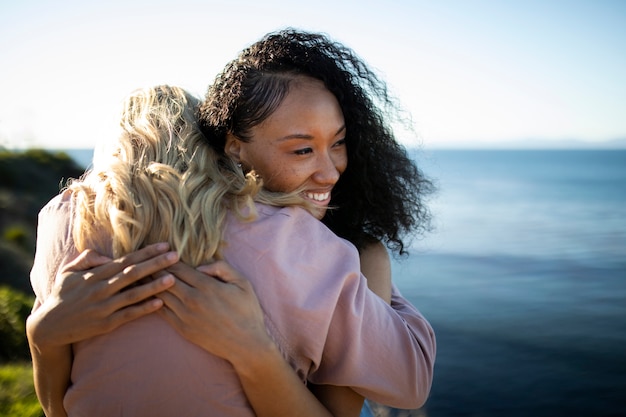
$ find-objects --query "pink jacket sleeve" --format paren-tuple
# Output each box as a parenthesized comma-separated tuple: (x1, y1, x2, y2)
(307, 246, 436, 409)
(30, 192, 79, 303)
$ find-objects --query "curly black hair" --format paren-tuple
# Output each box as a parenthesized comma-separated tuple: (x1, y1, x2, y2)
(198, 28, 434, 256)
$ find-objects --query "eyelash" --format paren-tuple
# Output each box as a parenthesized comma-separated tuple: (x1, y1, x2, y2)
(294, 148, 313, 155)
(293, 139, 346, 156)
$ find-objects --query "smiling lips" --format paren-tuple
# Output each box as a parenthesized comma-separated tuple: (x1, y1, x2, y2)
(304, 191, 331, 203)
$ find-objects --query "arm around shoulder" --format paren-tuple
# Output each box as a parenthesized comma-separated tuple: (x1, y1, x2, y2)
(309, 240, 436, 409)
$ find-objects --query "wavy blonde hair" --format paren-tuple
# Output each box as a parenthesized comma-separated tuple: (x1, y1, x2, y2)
(68, 85, 307, 266)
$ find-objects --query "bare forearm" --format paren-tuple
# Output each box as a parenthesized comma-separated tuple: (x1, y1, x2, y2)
(30, 344, 71, 417)
(233, 340, 333, 417)
(360, 241, 392, 304)
(308, 384, 365, 417)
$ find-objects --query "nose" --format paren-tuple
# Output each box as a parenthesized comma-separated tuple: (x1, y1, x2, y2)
(313, 151, 345, 185)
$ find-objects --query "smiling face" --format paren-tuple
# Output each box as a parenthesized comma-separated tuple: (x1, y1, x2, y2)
(225, 76, 347, 219)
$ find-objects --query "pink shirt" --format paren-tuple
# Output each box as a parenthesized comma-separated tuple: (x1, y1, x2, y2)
(31, 193, 435, 416)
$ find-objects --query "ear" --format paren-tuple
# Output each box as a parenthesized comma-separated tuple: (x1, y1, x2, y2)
(224, 133, 242, 163)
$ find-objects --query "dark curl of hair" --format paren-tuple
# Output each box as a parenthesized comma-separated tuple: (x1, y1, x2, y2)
(198, 28, 434, 256)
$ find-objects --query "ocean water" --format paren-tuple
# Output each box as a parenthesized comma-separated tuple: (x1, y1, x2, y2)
(63, 148, 626, 416)
(393, 150, 626, 417)
(62, 148, 95, 170)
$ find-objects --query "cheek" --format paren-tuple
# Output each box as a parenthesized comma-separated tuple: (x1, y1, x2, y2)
(242, 147, 281, 178)
(246, 154, 294, 191)
(263, 164, 303, 192)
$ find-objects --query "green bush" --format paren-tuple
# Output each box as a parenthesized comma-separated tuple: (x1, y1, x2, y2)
(0, 148, 84, 193)
(0, 148, 85, 291)
(3, 225, 29, 249)
(0, 286, 34, 361)
(0, 363, 43, 417)
(0, 243, 34, 294)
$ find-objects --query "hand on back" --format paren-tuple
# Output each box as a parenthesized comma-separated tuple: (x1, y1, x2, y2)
(27, 243, 178, 352)
(156, 261, 272, 365)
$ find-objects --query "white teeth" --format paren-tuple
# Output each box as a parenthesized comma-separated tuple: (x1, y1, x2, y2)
(305, 192, 330, 202)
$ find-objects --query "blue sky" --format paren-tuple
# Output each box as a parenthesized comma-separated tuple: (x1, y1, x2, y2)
(1, 0, 625, 149)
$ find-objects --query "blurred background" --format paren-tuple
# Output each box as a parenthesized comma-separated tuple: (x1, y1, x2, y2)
(1, 1, 625, 416)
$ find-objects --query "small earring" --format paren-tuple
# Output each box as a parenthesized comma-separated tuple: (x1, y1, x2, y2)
(237, 162, 242, 168)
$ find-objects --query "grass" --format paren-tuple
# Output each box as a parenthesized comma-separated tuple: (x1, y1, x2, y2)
(0, 362, 43, 417)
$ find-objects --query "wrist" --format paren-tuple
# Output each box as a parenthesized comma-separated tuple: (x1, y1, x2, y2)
(26, 313, 69, 357)
(29, 337, 71, 359)
(230, 336, 284, 381)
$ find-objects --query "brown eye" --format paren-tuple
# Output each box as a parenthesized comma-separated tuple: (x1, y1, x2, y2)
(294, 148, 313, 155)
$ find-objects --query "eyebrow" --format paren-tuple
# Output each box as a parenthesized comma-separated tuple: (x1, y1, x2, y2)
(277, 125, 346, 141)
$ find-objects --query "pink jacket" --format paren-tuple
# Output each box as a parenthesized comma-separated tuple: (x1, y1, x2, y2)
(31, 193, 435, 416)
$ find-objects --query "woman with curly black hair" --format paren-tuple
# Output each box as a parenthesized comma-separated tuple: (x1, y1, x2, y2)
(198, 28, 435, 417)
(199, 29, 434, 257)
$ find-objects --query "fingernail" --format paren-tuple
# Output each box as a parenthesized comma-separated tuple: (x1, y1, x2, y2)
(165, 251, 178, 261)
(161, 274, 175, 285)
(156, 242, 170, 251)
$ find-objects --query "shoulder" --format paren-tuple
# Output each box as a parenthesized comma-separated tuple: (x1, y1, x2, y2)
(37, 190, 75, 237)
(224, 202, 362, 309)
(36, 190, 76, 242)
(229, 203, 343, 241)
(30, 190, 77, 300)
(232, 203, 355, 254)
(223, 202, 363, 307)
(39, 189, 74, 218)
(222, 203, 363, 366)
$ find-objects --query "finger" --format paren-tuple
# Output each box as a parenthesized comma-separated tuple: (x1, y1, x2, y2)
(196, 261, 245, 285)
(63, 249, 112, 273)
(105, 251, 179, 293)
(115, 242, 171, 264)
(166, 262, 208, 289)
(106, 274, 175, 311)
(156, 305, 184, 330)
(154, 289, 186, 313)
(156, 274, 196, 307)
(196, 262, 252, 293)
(154, 288, 197, 328)
(153, 270, 169, 279)
(96, 242, 172, 278)
(106, 298, 165, 331)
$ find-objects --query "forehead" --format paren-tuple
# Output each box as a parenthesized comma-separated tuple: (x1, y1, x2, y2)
(258, 77, 344, 132)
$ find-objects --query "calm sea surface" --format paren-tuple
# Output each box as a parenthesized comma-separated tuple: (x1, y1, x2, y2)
(64, 148, 626, 416)
(395, 149, 626, 417)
